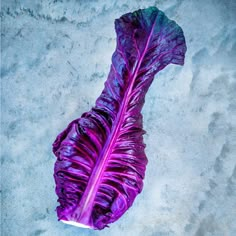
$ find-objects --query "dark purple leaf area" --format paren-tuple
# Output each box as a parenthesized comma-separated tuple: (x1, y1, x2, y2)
(53, 6, 186, 230)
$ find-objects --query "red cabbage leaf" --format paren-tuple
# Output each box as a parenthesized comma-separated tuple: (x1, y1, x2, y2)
(53, 6, 186, 230)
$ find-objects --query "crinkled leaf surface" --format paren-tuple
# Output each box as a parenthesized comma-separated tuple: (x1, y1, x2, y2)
(53, 6, 186, 230)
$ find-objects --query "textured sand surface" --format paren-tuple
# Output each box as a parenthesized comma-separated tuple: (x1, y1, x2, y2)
(1, 1, 236, 235)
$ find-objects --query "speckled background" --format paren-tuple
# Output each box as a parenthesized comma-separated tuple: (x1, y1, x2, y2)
(1, 0, 236, 235)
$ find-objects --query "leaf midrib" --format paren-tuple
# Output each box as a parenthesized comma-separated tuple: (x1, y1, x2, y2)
(74, 14, 158, 223)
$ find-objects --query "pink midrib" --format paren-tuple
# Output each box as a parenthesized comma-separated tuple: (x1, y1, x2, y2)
(73, 16, 157, 224)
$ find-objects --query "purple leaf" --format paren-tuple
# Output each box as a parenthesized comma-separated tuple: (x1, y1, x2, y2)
(53, 6, 186, 230)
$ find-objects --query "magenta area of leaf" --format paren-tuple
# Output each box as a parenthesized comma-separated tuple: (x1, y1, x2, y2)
(52, 6, 187, 230)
